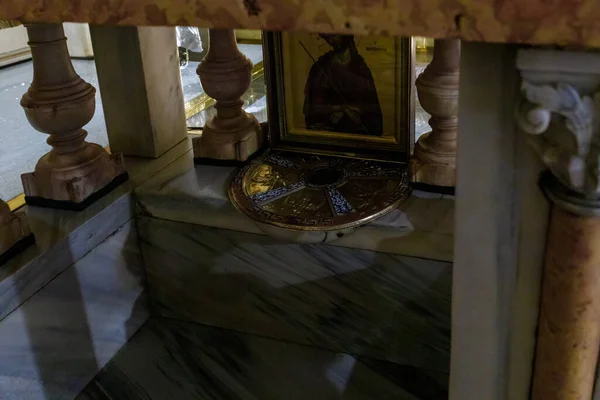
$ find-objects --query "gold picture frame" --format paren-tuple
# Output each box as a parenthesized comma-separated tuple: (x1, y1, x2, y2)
(264, 32, 414, 162)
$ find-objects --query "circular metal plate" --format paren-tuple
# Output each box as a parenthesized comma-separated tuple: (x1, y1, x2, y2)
(229, 151, 411, 232)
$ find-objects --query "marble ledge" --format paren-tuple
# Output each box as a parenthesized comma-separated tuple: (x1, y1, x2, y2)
(135, 149, 455, 262)
(0, 221, 148, 400)
(0, 191, 133, 323)
(78, 317, 447, 400)
(3, 0, 600, 49)
(0, 137, 191, 323)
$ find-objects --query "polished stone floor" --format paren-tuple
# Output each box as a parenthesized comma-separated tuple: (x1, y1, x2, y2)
(77, 317, 447, 400)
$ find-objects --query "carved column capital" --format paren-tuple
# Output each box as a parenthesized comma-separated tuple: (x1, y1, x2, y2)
(516, 49, 600, 215)
(516, 48, 600, 400)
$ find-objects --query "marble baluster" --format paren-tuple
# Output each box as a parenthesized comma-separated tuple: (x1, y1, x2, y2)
(192, 29, 263, 162)
(411, 39, 460, 190)
(0, 199, 31, 260)
(515, 48, 600, 400)
(0, 221, 147, 400)
(20, 23, 126, 208)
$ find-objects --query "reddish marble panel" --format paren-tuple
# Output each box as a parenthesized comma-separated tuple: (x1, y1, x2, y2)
(1, 0, 600, 47)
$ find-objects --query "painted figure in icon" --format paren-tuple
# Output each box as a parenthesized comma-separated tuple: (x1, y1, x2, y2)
(303, 34, 384, 136)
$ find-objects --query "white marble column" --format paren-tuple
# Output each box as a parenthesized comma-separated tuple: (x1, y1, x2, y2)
(451, 42, 549, 400)
(90, 26, 188, 158)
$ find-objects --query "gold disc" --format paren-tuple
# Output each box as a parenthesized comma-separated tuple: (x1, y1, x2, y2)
(229, 151, 411, 232)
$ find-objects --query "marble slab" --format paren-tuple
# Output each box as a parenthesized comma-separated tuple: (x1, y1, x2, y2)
(0, 191, 133, 321)
(139, 216, 451, 376)
(0, 137, 191, 323)
(124, 136, 192, 188)
(0, 220, 148, 400)
(135, 149, 454, 262)
(77, 317, 447, 400)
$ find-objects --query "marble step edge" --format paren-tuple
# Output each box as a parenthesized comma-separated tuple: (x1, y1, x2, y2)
(0, 220, 149, 400)
(77, 316, 449, 400)
(0, 138, 192, 324)
(0, 192, 134, 323)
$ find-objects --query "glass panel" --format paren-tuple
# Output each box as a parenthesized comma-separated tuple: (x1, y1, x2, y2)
(186, 77, 267, 127)
(179, 28, 267, 128)
(180, 31, 432, 144)
(414, 37, 433, 141)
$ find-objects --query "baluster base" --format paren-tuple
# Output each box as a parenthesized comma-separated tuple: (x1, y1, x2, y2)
(0, 204, 34, 265)
(410, 131, 457, 190)
(21, 147, 128, 211)
(192, 113, 263, 164)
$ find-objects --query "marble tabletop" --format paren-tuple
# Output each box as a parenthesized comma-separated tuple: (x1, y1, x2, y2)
(135, 147, 454, 262)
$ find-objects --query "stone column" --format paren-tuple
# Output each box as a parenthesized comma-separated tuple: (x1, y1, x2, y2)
(411, 39, 460, 190)
(0, 199, 31, 262)
(90, 26, 188, 158)
(20, 24, 126, 209)
(192, 29, 263, 163)
(515, 48, 600, 400)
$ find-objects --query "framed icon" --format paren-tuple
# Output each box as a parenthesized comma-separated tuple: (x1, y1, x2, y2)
(264, 32, 414, 162)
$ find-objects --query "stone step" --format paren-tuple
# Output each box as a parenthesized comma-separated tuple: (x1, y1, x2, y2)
(77, 317, 447, 400)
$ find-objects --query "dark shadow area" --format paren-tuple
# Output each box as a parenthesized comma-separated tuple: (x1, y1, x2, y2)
(95, 215, 452, 399)
(0, 217, 147, 399)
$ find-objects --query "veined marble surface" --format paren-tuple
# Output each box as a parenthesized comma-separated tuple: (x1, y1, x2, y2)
(139, 216, 451, 376)
(0, 191, 133, 321)
(0, 221, 148, 400)
(135, 149, 454, 261)
(0, 137, 191, 323)
(77, 318, 447, 400)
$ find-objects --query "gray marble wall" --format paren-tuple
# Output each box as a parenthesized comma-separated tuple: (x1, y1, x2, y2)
(139, 216, 452, 382)
(0, 221, 148, 400)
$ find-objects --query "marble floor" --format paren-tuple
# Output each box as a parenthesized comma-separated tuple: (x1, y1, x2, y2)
(77, 317, 448, 400)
